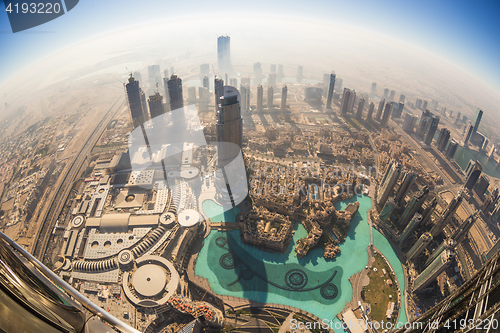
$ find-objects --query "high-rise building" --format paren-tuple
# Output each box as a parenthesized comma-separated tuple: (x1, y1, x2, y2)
(217, 35, 231, 75)
(399, 94, 405, 103)
(406, 232, 432, 262)
(389, 90, 395, 101)
(203, 76, 209, 89)
(430, 192, 463, 237)
(140, 89, 149, 122)
(377, 161, 402, 207)
(375, 99, 385, 121)
(399, 213, 422, 244)
(217, 86, 242, 166)
(371, 82, 377, 93)
(163, 69, 169, 79)
(379, 199, 397, 222)
(133, 71, 142, 85)
(472, 108, 483, 137)
(402, 114, 418, 133)
(125, 74, 145, 128)
(424, 238, 456, 269)
(187, 86, 197, 105)
(417, 110, 432, 137)
(462, 122, 474, 146)
(277, 64, 284, 82)
(162, 77, 171, 110)
(167, 75, 183, 111)
(214, 78, 224, 109)
(147, 92, 165, 119)
(356, 98, 365, 119)
(198, 87, 209, 113)
(422, 100, 428, 111)
(475, 175, 490, 197)
(347, 90, 356, 114)
(240, 84, 250, 113)
(416, 99, 423, 110)
(326, 74, 336, 109)
(241, 77, 251, 87)
(281, 85, 288, 111)
(267, 86, 274, 109)
(148, 65, 161, 87)
(383, 88, 389, 99)
(420, 197, 438, 226)
(398, 186, 429, 228)
(229, 77, 238, 87)
(482, 188, 499, 214)
(366, 102, 375, 122)
(268, 73, 277, 88)
(254, 62, 263, 85)
(340, 88, 353, 115)
(446, 139, 459, 159)
(256, 85, 263, 112)
(391, 102, 404, 119)
(394, 172, 416, 206)
(414, 249, 455, 292)
(464, 160, 482, 190)
(451, 211, 479, 244)
(335, 78, 343, 91)
(423, 116, 440, 145)
(297, 65, 303, 83)
(436, 128, 451, 151)
(381, 102, 393, 127)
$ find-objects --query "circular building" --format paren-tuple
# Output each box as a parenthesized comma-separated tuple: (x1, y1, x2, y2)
(177, 209, 201, 228)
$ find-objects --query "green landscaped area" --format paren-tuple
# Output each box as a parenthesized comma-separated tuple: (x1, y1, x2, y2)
(363, 253, 399, 324)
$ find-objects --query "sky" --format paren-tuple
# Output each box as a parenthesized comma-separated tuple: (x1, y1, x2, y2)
(0, 0, 500, 93)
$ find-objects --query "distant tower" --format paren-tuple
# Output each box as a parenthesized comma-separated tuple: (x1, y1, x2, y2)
(422, 100, 428, 111)
(240, 84, 250, 113)
(371, 82, 377, 94)
(217, 86, 242, 166)
(257, 85, 263, 112)
(125, 74, 145, 128)
(472, 108, 483, 137)
(217, 35, 231, 75)
(148, 65, 161, 87)
(381, 102, 393, 127)
(167, 75, 183, 111)
(187, 86, 197, 105)
(162, 77, 171, 110)
(389, 90, 395, 101)
(399, 213, 422, 244)
(340, 88, 352, 116)
(297, 65, 303, 83)
(399, 94, 405, 103)
(383, 88, 389, 99)
(203, 76, 209, 89)
(347, 90, 356, 114)
(423, 116, 440, 145)
(377, 161, 402, 207)
(326, 74, 336, 109)
(430, 192, 463, 238)
(163, 69, 169, 79)
(394, 171, 416, 206)
(277, 64, 284, 82)
(214, 78, 224, 110)
(406, 232, 432, 262)
(198, 87, 209, 113)
(281, 85, 288, 111)
(254, 62, 263, 85)
(413, 249, 455, 292)
(270, 64, 276, 73)
(267, 86, 274, 109)
(462, 122, 474, 146)
(366, 102, 375, 122)
(268, 73, 277, 88)
(398, 186, 429, 228)
(436, 127, 451, 151)
(147, 92, 165, 119)
(375, 99, 385, 121)
(402, 114, 417, 133)
(356, 98, 365, 119)
(464, 160, 482, 190)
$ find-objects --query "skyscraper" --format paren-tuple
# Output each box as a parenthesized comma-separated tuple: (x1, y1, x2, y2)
(371, 82, 377, 94)
(340, 88, 353, 116)
(257, 85, 263, 112)
(253, 62, 263, 85)
(462, 122, 474, 146)
(451, 211, 479, 244)
(379, 199, 397, 222)
(326, 74, 336, 109)
(377, 161, 402, 207)
(229, 77, 237, 87)
(430, 192, 463, 237)
(414, 249, 455, 292)
(394, 171, 416, 206)
(366, 102, 375, 122)
(281, 85, 288, 111)
(356, 98, 365, 119)
(267, 86, 274, 109)
(162, 77, 171, 110)
(464, 160, 482, 190)
(420, 197, 438, 226)
(422, 100, 428, 111)
(389, 90, 395, 101)
(475, 174, 490, 197)
(217, 86, 242, 167)
(472, 108, 483, 137)
(147, 92, 165, 119)
(277, 64, 284, 82)
(402, 114, 418, 132)
(167, 75, 183, 111)
(436, 127, 451, 151)
(424, 238, 456, 269)
(297, 65, 303, 83)
(214, 78, 224, 109)
(198, 87, 209, 113)
(406, 232, 432, 262)
(217, 35, 231, 75)
(399, 94, 405, 103)
(375, 99, 385, 121)
(203, 76, 209, 89)
(383, 88, 389, 99)
(268, 73, 277, 88)
(423, 115, 440, 145)
(399, 213, 422, 244)
(187, 86, 197, 105)
(391, 102, 404, 119)
(398, 186, 429, 228)
(140, 89, 149, 122)
(240, 84, 250, 113)
(125, 74, 145, 128)
(446, 139, 459, 159)
(381, 102, 393, 127)
(148, 65, 161, 87)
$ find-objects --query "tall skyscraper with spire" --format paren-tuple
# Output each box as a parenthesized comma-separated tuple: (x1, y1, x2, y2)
(125, 74, 145, 128)
(326, 74, 336, 109)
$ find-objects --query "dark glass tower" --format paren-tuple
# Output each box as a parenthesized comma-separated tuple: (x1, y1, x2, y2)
(167, 75, 183, 111)
(125, 74, 145, 128)
(326, 73, 336, 109)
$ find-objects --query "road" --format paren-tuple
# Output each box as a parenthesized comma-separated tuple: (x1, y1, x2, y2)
(31, 95, 125, 261)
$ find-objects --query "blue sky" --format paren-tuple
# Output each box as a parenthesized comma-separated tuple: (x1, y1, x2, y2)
(1, 0, 500, 92)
